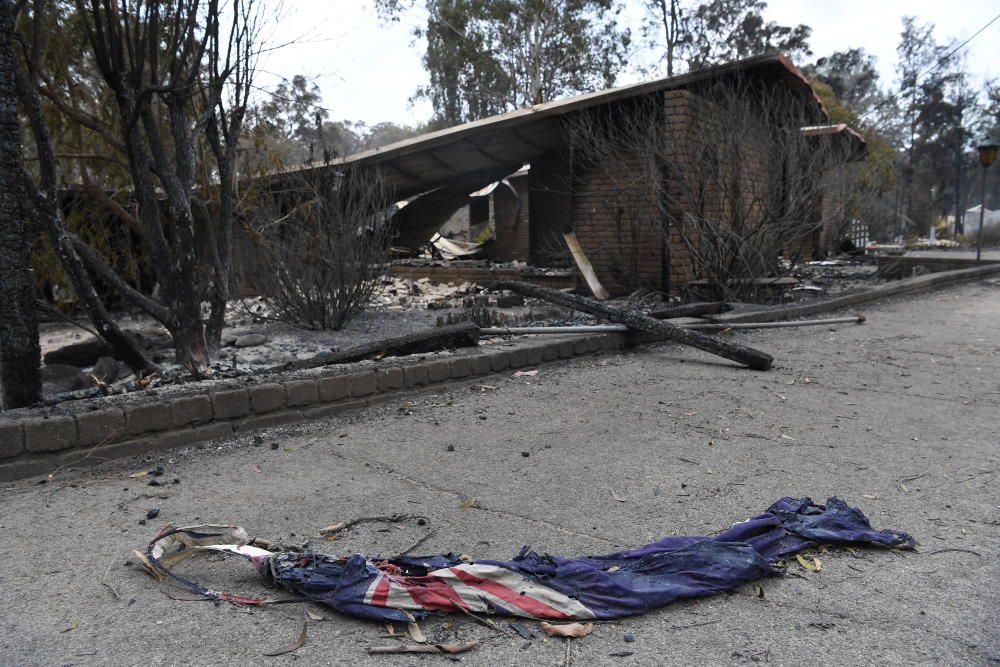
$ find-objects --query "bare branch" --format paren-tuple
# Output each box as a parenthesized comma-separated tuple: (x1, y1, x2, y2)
(68, 233, 174, 324)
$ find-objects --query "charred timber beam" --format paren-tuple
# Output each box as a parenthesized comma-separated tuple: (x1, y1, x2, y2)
(493, 281, 773, 371)
(269, 322, 480, 373)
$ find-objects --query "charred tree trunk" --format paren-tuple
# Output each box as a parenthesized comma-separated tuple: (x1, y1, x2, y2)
(9, 7, 156, 377)
(0, 0, 42, 408)
(494, 281, 773, 370)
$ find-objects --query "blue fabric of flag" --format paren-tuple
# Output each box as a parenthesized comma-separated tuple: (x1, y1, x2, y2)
(257, 497, 915, 622)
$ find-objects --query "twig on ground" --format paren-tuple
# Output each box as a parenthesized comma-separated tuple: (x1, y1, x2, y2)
(926, 548, 982, 558)
(398, 529, 437, 556)
(316, 514, 430, 538)
(100, 551, 120, 599)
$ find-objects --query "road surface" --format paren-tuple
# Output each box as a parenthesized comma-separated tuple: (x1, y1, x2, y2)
(2, 278, 998, 665)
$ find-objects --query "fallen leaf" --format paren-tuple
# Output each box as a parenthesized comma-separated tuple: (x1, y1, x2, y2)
(753, 583, 765, 598)
(263, 622, 307, 657)
(384, 623, 396, 635)
(254, 464, 262, 474)
(898, 482, 909, 493)
(318, 522, 346, 535)
(407, 622, 427, 643)
(129, 470, 149, 478)
(132, 550, 163, 582)
(862, 493, 879, 500)
(60, 623, 78, 633)
(512, 369, 538, 377)
(307, 609, 325, 622)
(541, 622, 594, 638)
(796, 553, 822, 572)
(459, 498, 478, 509)
(780, 434, 794, 441)
(510, 622, 536, 640)
(610, 490, 627, 503)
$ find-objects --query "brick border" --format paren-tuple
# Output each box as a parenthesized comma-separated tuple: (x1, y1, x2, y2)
(710, 263, 1000, 325)
(0, 333, 625, 482)
(6, 264, 994, 482)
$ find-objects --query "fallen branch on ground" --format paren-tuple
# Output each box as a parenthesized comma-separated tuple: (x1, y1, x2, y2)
(492, 281, 773, 370)
(268, 323, 479, 373)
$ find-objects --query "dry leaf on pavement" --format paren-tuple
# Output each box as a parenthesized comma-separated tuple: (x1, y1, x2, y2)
(541, 622, 594, 638)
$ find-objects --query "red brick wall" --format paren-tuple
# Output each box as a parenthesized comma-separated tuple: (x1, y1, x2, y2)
(573, 149, 665, 294)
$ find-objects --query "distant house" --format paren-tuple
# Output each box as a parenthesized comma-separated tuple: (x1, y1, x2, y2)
(256, 53, 866, 296)
(963, 205, 1000, 234)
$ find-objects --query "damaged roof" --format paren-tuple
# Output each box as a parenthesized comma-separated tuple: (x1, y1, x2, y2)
(278, 52, 830, 201)
(801, 124, 868, 161)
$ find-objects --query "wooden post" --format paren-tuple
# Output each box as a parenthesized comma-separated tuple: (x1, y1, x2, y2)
(493, 281, 773, 371)
(269, 322, 480, 372)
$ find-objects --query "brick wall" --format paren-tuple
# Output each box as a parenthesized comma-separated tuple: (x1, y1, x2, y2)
(529, 154, 574, 266)
(574, 148, 665, 294)
(494, 174, 530, 262)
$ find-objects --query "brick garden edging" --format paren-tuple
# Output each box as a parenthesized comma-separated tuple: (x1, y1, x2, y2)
(0, 333, 626, 482)
(5, 263, 998, 483)
(709, 263, 1000, 325)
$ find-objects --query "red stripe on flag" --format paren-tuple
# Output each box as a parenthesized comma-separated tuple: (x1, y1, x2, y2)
(370, 574, 391, 607)
(447, 567, 572, 619)
(396, 575, 470, 613)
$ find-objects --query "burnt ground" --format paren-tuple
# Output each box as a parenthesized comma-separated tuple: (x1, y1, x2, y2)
(36, 261, 881, 403)
(2, 278, 998, 666)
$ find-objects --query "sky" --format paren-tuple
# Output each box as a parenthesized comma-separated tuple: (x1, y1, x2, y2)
(255, 0, 1000, 127)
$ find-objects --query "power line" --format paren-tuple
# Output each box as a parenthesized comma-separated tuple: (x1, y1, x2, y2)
(858, 11, 1000, 125)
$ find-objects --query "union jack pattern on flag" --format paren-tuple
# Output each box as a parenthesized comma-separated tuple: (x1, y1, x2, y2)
(145, 497, 914, 622)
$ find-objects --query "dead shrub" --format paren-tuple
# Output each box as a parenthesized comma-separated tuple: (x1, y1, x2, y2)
(246, 166, 393, 330)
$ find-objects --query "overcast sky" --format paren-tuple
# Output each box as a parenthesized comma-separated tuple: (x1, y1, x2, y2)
(255, 1, 1000, 127)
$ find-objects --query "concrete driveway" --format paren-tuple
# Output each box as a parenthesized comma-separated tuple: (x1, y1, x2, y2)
(2, 278, 998, 666)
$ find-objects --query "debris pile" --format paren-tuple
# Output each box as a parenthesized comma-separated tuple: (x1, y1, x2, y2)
(374, 276, 485, 311)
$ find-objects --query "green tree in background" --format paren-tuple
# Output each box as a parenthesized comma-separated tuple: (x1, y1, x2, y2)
(381, 0, 631, 126)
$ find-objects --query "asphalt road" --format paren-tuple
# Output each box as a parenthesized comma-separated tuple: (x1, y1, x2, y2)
(2, 279, 998, 666)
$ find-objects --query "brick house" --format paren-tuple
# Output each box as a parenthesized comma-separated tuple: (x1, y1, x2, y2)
(275, 52, 866, 296)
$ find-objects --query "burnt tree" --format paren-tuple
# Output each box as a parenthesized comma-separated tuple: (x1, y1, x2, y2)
(13, 0, 259, 373)
(0, 0, 42, 407)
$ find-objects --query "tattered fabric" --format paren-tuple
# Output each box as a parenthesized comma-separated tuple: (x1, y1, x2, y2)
(146, 497, 915, 622)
